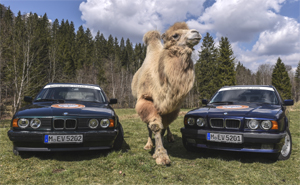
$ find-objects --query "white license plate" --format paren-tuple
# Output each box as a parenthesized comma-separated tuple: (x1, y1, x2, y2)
(207, 133, 242, 143)
(44, 135, 83, 143)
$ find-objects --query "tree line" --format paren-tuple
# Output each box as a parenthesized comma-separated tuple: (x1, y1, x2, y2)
(0, 4, 299, 119)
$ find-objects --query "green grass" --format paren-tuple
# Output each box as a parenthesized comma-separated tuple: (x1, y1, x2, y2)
(1, 105, 299, 184)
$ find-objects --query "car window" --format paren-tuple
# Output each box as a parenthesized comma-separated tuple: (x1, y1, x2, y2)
(35, 87, 106, 103)
(210, 89, 279, 105)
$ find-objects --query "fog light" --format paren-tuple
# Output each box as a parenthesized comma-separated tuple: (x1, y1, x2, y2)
(100, 119, 110, 128)
(30, 118, 41, 129)
(187, 118, 195, 126)
(89, 119, 99, 129)
(197, 118, 205, 127)
(18, 118, 29, 128)
(261, 120, 272, 130)
(248, 119, 259, 130)
(261, 144, 274, 149)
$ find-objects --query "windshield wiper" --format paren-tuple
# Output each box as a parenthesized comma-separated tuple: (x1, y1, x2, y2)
(35, 99, 65, 103)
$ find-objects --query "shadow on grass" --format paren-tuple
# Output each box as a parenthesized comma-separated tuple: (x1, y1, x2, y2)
(150, 134, 277, 164)
(19, 139, 131, 161)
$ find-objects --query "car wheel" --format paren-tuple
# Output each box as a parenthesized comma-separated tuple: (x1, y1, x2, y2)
(277, 129, 292, 160)
(112, 123, 124, 151)
(182, 136, 198, 152)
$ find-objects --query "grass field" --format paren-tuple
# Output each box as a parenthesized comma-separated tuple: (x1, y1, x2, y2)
(0, 105, 299, 184)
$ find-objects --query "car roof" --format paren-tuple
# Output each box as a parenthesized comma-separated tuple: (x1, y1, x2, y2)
(219, 85, 275, 91)
(43, 83, 101, 90)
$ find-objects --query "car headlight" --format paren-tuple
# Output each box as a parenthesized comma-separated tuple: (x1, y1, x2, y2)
(187, 118, 195, 126)
(18, 118, 29, 128)
(247, 119, 259, 129)
(30, 118, 41, 129)
(261, 120, 272, 130)
(100, 119, 110, 128)
(197, 118, 205, 127)
(89, 119, 99, 129)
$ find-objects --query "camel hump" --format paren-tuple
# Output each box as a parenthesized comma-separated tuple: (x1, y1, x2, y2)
(143, 31, 161, 46)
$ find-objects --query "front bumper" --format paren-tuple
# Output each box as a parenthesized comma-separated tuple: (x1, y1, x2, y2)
(7, 129, 118, 152)
(181, 128, 286, 153)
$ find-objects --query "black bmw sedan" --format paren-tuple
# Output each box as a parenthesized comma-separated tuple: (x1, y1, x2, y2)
(8, 83, 123, 155)
(181, 85, 294, 160)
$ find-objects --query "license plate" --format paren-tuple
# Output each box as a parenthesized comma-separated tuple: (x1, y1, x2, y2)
(44, 135, 83, 143)
(207, 133, 242, 143)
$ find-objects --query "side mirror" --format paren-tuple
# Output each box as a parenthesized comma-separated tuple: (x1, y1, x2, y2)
(109, 99, 117, 104)
(202, 99, 208, 105)
(24, 96, 33, 103)
(284, 99, 294, 106)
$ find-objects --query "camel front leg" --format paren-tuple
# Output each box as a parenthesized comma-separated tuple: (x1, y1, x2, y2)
(135, 97, 171, 165)
(149, 121, 171, 165)
(144, 126, 153, 150)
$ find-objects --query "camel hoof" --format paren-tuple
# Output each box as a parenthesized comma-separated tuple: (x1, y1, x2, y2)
(155, 154, 171, 165)
(144, 144, 153, 150)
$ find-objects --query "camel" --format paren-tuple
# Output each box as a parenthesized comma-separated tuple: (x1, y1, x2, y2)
(131, 22, 201, 165)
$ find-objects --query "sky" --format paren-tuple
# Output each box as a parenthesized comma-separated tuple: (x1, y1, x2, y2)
(1, 0, 299, 72)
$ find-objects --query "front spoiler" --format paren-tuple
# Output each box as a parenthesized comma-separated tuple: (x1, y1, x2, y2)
(8, 129, 118, 151)
(181, 128, 286, 153)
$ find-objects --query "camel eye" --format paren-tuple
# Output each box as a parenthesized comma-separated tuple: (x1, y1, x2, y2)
(172, 34, 179, 39)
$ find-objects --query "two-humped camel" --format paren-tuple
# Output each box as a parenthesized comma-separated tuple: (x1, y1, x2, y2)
(131, 22, 201, 165)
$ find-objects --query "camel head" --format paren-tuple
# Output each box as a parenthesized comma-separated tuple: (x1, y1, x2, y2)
(161, 22, 201, 50)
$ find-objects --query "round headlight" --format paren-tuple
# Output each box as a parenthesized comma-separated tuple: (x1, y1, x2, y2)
(89, 119, 99, 129)
(248, 119, 259, 129)
(197, 118, 205, 127)
(30, 118, 41, 129)
(100, 119, 110, 128)
(261, 120, 272, 130)
(187, 118, 195, 125)
(18, 118, 29, 128)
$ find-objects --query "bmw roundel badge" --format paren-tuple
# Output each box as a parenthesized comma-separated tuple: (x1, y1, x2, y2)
(63, 112, 69, 116)
(224, 112, 228, 115)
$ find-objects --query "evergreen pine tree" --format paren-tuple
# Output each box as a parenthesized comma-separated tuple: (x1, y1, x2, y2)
(217, 36, 236, 87)
(272, 57, 292, 100)
(195, 32, 219, 101)
(294, 61, 300, 101)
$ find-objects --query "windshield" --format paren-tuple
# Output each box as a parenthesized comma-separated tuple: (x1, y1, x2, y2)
(210, 88, 279, 105)
(35, 87, 107, 103)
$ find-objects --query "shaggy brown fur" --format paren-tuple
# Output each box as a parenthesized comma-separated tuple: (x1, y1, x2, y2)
(131, 22, 201, 165)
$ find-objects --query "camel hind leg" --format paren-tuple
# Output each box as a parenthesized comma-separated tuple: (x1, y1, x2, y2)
(144, 127, 153, 150)
(135, 98, 171, 165)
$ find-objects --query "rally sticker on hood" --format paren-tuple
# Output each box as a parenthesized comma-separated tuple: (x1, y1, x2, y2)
(216, 105, 249, 109)
(51, 104, 85, 109)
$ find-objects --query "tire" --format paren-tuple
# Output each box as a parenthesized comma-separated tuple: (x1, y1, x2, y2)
(112, 123, 124, 151)
(277, 129, 292, 160)
(182, 136, 198, 152)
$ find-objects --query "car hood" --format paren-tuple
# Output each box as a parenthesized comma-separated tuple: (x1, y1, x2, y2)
(14, 102, 114, 117)
(187, 103, 282, 119)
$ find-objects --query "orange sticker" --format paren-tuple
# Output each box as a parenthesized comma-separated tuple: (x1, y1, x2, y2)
(51, 104, 85, 109)
(216, 105, 249, 109)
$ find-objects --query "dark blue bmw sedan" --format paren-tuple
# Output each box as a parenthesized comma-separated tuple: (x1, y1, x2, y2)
(8, 83, 124, 155)
(181, 85, 294, 160)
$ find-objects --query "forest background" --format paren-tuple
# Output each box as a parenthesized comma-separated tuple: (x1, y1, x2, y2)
(0, 4, 299, 119)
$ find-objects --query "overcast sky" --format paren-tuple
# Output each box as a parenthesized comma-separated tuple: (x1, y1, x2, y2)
(1, 0, 299, 72)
